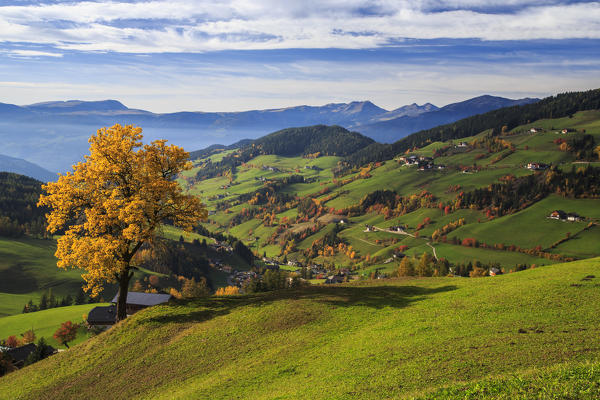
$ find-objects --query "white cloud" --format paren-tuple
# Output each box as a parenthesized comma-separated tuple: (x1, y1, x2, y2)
(0, 1, 597, 53)
(8, 49, 63, 57)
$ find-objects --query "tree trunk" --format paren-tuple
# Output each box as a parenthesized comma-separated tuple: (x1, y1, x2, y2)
(116, 270, 133, 322)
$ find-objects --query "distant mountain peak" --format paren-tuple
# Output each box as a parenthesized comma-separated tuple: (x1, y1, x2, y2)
(26, 99, 128, 112)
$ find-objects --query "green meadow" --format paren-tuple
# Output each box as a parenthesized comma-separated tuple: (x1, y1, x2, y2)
(0, 304, 105, 349)
(0, 238, 83, 317)
(2, 258, 599, 399)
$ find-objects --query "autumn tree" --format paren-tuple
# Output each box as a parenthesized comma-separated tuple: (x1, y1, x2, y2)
(4, 335, 19, 348)
(21, 330, 36, 344)
(416, 252, 433, 277)
(181, 277, 210, 298)
(215, 286, 240, 296)
(38, 124, 207, 321)
(53, 321, 79, 348)
(397, 256, 414, 277)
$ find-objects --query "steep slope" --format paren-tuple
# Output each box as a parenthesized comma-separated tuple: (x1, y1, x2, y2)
(2, 258, 599, 399)
(0, 155, 56, 182)
(356, 95, 539, 143)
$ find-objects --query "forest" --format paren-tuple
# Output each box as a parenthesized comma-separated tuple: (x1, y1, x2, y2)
(0, 172, 47, 238)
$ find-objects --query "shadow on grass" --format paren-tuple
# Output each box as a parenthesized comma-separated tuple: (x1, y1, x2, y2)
(0, 263, 39, 294)
(140, 283, 457, 326)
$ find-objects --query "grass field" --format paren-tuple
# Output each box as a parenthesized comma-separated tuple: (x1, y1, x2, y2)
(0, 304, 106, 349)
(2, 257, 600, 399)
(448, 195, 600, 250)
(0, 237, 84, 317)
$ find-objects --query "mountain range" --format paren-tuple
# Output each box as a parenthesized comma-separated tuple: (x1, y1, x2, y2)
(0, 95, 537, 172)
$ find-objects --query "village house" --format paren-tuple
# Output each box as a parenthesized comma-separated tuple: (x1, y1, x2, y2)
(489, 267, 502, 276)
(325, 275, 345, 284)
(389, 225, 406, 232)
(549, 210, 566, 220)
(526, 162, 549, 170)
(87, 292, 172, 327)
(548, 210, 583, 222)
(399, 155, 419, 165)
(567, 213, 583, 222)
(1, 343, 56, 369)
(417, 158, 434, 170)
(86, 305, 118, 329)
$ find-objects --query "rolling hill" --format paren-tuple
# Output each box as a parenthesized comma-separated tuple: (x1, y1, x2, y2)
(1, 258, 599, 399)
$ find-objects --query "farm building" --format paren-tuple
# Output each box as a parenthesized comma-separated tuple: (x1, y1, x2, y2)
(87, 305, 117, 328)
(88, 292, 172, 327)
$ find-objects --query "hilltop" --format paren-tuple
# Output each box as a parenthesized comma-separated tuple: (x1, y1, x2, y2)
(1, 258, 599, 399)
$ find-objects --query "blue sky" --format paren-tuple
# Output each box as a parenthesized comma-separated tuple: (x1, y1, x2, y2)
(0, 0, 598, 112)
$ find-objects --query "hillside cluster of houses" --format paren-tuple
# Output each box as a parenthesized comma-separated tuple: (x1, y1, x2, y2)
(398, 155, 445, 171)
(548, 210, 584, 222)
(209, 241, 234, 253)
(530, 127, 571, 134)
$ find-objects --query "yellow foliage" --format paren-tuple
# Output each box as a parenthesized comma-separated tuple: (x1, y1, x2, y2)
(38, 124, 207, 298)
(215, 286, 240, 296)
(169, 288, 182, 299)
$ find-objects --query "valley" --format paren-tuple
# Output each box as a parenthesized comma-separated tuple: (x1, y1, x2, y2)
(1, 88, 599, 398)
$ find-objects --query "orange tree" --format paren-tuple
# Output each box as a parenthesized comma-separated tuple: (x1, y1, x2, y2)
(53, 321, 78, 348)
(38, 124, 207, 321)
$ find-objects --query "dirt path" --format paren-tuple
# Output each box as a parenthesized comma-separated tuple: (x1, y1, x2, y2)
(353, 236, 385, 247)
(426, 242, 438, 260)
(372, 226, 415, 237)
(372, 225, 438, 260)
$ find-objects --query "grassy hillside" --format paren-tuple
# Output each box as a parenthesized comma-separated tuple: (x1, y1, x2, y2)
(0, 304, 104, 349)
(0, 237, 84, 317)
(181, 109, 600, 279)
(2, 258, 599, 399)
(419, 361, 600, 399)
